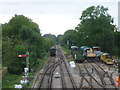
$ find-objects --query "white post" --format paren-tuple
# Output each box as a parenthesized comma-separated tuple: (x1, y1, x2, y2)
(26, 51, 29, 84)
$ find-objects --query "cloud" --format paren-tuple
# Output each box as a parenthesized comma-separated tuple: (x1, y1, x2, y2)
(26, 14, 79, 36)
(0, 15, 13, 24)
(0, 0, 118, 35)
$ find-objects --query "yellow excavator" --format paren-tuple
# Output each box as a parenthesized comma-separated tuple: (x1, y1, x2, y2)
(100, 53, 113, 65)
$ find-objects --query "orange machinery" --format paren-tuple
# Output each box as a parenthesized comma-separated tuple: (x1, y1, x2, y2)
(115, 75, 120, 87)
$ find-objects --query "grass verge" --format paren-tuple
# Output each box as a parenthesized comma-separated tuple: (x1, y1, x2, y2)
(60, 46, 71, 56)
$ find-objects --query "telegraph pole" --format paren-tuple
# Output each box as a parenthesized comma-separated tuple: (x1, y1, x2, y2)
(25, 51, 29, 84)
(26, 51, 29, 72)
(17, 51, 30, 87)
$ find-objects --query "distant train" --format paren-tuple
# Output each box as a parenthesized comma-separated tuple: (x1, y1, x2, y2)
(92, 46, 103, 58)
(71, 45, 113, 64)
(50, 46, 56, 57)
(70, 46, 85, 63)
(92, 46, 113, 65)
(80, 46, 96, 60)
(71, 46, 79, 58)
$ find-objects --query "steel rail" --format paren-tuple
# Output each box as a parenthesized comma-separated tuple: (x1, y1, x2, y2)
(48, 60, 62, 89)
(95, 62, 115, 86)
(88, 62, 106, 86)
(82, 62, 105, 89)
(77, 64, 95, 89)
(39, 57, 61, 88)
(59, 48, 78, 89)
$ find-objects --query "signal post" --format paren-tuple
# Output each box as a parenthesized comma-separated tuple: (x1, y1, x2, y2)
(17, 51, 29, 84)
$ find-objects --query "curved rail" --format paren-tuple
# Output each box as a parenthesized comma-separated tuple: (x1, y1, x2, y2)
(95, 62, 115, 86)
(58, 48, 78, 89)
(77, 64, 95, 89)
(38, 46, 78, 89)
(82, 63, 106, 89)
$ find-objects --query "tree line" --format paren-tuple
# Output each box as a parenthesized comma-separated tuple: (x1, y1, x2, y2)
(2, 5, 120, 75)
(2, 15, 56, 74)
(59, 5, 120, 57)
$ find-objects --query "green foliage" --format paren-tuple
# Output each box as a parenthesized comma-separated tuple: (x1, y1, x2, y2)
(43, 37, 54, 52)
(43, 34, 57, 53)
(43, 34, 56, 44)
(2, 37, 15, 66)
(14, 44, 26, 54)
(61, 5, 116, 55)
(2, 73, 22, 88)
(2, 14, 55, 74)
(77, 5, 115, 53)
(7, 45, 27, 74)
(61, 29, 78, 46)
(114, 31, 120, 57)
(56, 34, 63, 45)
(19, 25, 32, 41)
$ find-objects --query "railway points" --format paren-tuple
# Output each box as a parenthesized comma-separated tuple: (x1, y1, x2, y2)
(32, 45, 119, 89)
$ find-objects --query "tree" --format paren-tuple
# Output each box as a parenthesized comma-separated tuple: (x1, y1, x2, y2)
(56, 34, 63, 45)
(8, 44, 26, 74)
(114, 31, 120, 56)
(61, 29, 78, 47)
(43, 34, 56, 44)
(77, 5, 115, 53)
(2, 14, 54, 74)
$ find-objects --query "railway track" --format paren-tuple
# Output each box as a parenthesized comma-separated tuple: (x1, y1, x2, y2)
(98, 62, 118, 81)
(58, 48, 77, 89)
(76, 59, 119, 90)
(37, 46, 78, 89)
(78, 63, 104, 89)
(90, 62, 108, 86)
(32, 46, 119, 89)
(39, 57, 61, 88)
(86, 60, 118, 89)
(94, 62, 115, 85)
(78, 63, 95, 89)
(82, 63, 105, 88)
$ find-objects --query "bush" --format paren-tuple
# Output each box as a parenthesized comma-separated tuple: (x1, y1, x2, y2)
(8, 60, 24, 74)
(8, 44, 26, 74)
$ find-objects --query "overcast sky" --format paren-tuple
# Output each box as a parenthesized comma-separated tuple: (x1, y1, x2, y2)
(0, 0, 119, 36)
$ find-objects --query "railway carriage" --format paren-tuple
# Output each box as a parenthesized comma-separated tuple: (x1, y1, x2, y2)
(80, 46, 96, 60)
(71, 45, 114, 64)
(92, 46, 102, 58)
(92, 46, 113, 65)
(50, 46, 56, 57)
(100, 53, 113, 65)
(70, 46, 85, 63)
(70, 46, 79, 58)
